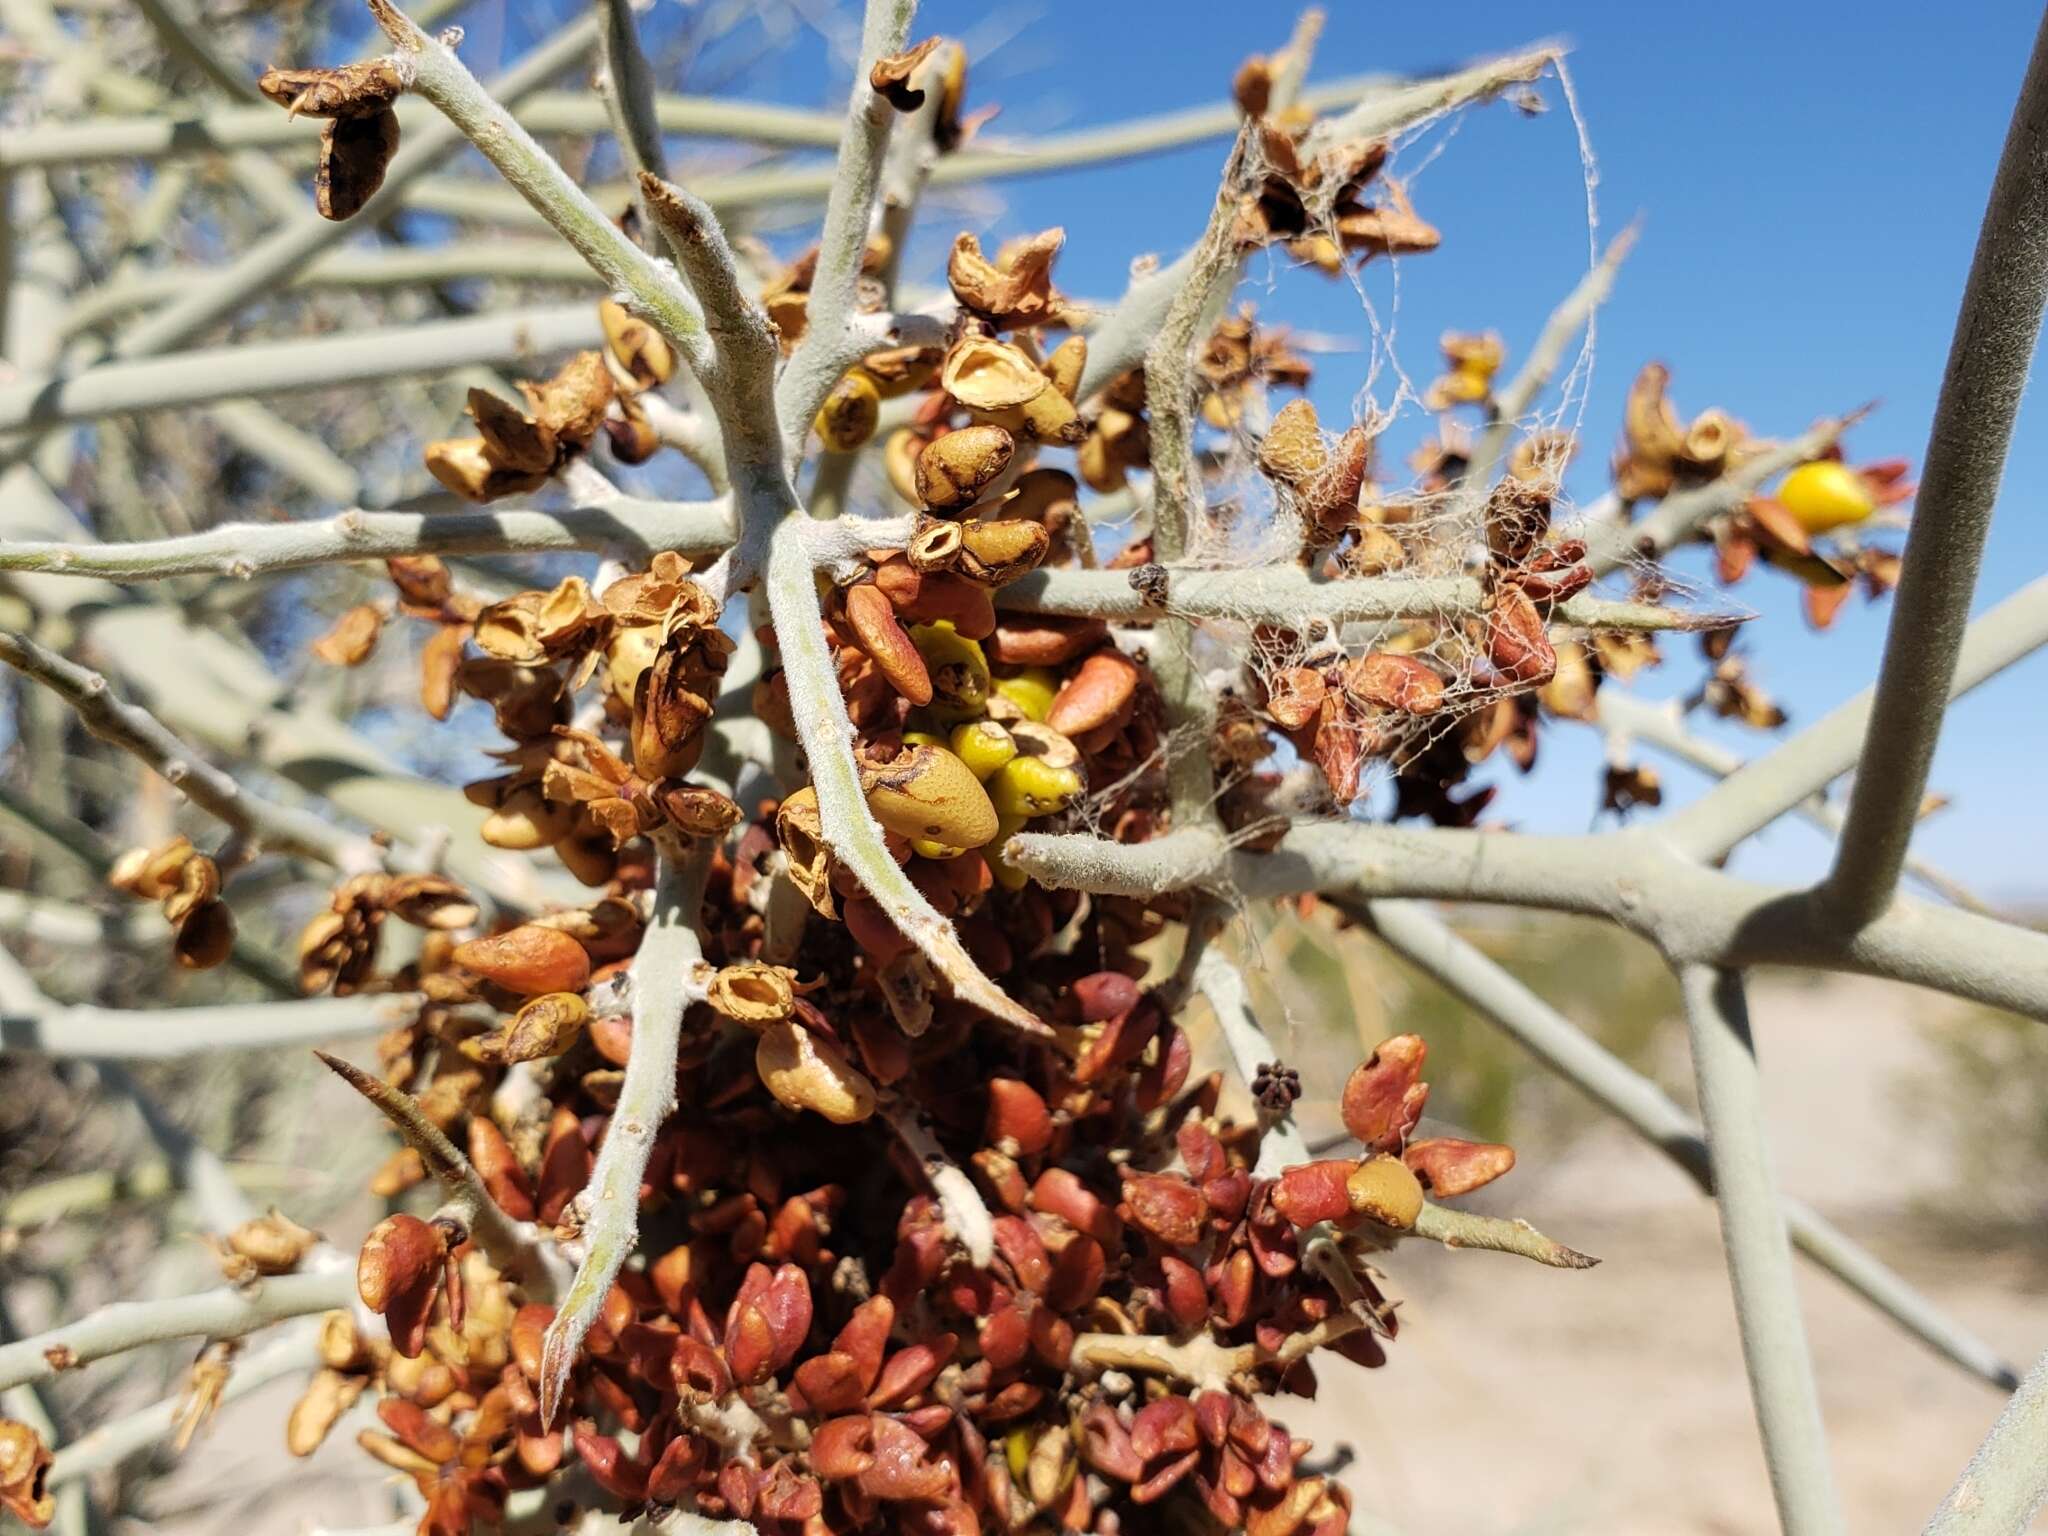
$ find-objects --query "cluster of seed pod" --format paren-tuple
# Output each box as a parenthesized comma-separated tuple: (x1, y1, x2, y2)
(108, 835, 237, 970)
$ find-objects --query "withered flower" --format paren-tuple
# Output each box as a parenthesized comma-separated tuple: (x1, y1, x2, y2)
(0, 1418, 54, 1529)
(947, 228, 1077, 330)
(311, 603, 384, 667)
(869, 36, 946, 111)
(257, 59, 405, 222)
(426, 353, 616, 503)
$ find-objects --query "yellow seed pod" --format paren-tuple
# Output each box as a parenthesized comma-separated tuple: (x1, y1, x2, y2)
(1346, 1154, 1425, 1230)
(756, 1017, 877, 1124)
(1006, 1428, 1033, 1485)
(910, 620, 991, 722)
(911, 837, 966, 861)
(949, 719, 1018, 781)
(1777, 460, 1876, 534)
(901, 729, 947, 751)
(992, 668, 1059, 723)
(989, 754, 1083, 820)
(983, 809, 1032, 891)
(860, 743, 1000, 849)
(884, 428, 924, 506)
(815, 369, 883, 452)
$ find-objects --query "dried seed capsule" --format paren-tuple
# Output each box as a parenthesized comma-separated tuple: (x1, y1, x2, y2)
(816, 369, 883, 451)
(756, 1018, 877, 1124)
(286, 1369, 365, 1457)
(914, 425, 1015, 512)
(860, 744, 999, 849)
(956, 517, 1050, 586)
(776, 786, 836, 919)
(907, 519, 964, 572)
(707, 961, 796, 1026)
(599, 297, 675, 387)
(227, 1210, 320, 1275)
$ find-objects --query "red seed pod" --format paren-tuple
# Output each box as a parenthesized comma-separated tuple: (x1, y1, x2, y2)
(1047, 647, 1141, 737)
(671, 1335, 732, 1400)
(1344, 650, 1446, 716)
(793, 1351, 868, 1416)
(867, 1334, 956, 1410)
(645, 1433, 708, 1503)
(451, 924, 591, 996)
(719, 1459, 759, 1521)
(535, 1105, 593, 1227)
(977, 1302, 1031, 1372)
(378, 1397, 462, 1464)
(992, 1215, 1052, 1294)
(758, 1461, 825, 1522)
(1069, 971, 1140, 1023)
(1079, 1403, 1145, 1483)
(834, 1295, 895, 1390)
(1131, 1395, 1200, 1462)
(1124, 1172, 1209, 1248)
(1029, 1305, 1075, 1370)
(1213, 1248, 1256, 1328)
(1270, 1160, 1356, 1227)
(1028, 1167, 1119, 1245)
(573, 1427, 649, 1501)
(858, 1417, 952, 1504)
(1136, 1021, 1193, 1111)
(810, 1414, 878, 1481)
(972, 1147, 1030, 1213)
(1177, 1120, 1225, 1183)
(1204, 1167, 1253, 1225)
(467, 1114, 536, 1222)
(357, 1213, 445, 1358)
(723, 1301, 777, 1386)
(1339, 1035, 1430, 1152)
(1402, 1136, 1516, 1197)
(984, 1078, 1053, 1157)
(1159, 1255, 1210, 1332)
(1043, 1233, 1106, 1312)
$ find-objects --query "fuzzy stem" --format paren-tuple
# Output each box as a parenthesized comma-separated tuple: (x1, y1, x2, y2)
(996, 564, 1739, 633)
(774, 0, 917, 454)
(539, 838, 710, 1427)
(0, 495, 736, 581)
(1820, 10, 2048, 928)
(1925, 1347, 2048, 1534)
(880, 1096, 996, 1268)
(1406, 1202, 1598, 1269)
(762, 515, 1049, 1037)
(0, 626, 382, 870)
(1678, 964, 1843, 1535)
(0, 1271, 351, 1393)
(1, 992, 417, 1057)
(1004, 822, 2048, 1022)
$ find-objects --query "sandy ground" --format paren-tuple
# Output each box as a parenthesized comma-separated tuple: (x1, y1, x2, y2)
(1286, 972, 2047, 1535)
(134, 972, 2044, 1535)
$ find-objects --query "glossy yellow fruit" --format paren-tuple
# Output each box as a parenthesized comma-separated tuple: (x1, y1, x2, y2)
(992, 668, 1059, 723)
(911, 621, 991, 722)
(989, 754, 1083, 820)
(949, 720, 1018, 781)
(1778, 460, 1875, 534)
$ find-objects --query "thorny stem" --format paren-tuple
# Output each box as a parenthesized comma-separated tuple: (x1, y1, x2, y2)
(0, 626, 383, 870)
(593, 0, 669, 233)
(369, 0, 710, 378)
(0, 1270, 352, 1393)
(1821, 9, 2048, 929)
(45, 1322, 323, 1487)
(317, 1051, 566, 1301)
(1678, 965, 1843, 1535)
(879, 1096, 996, 1268)
(1459, 223, 1637, 523)
(1398, 1201, 1599, 1269)
(108, 13, 603, 365)
(540, 837, 712, 1428)
(1593, 689, 1998, 916)
(763, 514, 1050, 1038)
(1356, 896, 2020, 1392)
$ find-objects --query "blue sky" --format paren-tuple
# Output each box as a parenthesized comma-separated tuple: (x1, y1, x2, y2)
(393, 0, 2047, 895)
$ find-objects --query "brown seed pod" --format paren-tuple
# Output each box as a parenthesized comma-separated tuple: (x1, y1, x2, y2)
(286, 1369, 366, 1458)
(776, 786, 837, 919)
(1258, 398, 1326, 485)
(1343, 652, 1446, 716)
(906, 519, 964, 572)
(756, 1018, 878, 1124)
(914, 426, 1015, 512)
(844, 583, 934, 706)
(315, 108, 399, 221)
(452, 925, 592, 996)
(707, 961, 796, 1026)
(1047, 648, 1140, 737)
(0, 1418, 55, 1529)
(956, 518, 1050, 587)
(226, 1209, 320, 1275)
